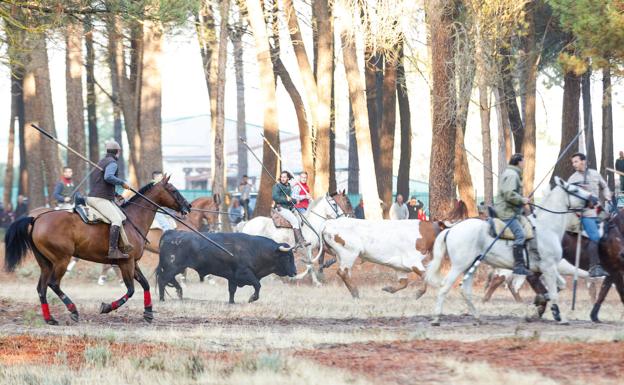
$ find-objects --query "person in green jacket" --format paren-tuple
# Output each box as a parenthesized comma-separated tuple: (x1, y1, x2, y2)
(273, 171, 308, 248)
(494, 153, 532, 276)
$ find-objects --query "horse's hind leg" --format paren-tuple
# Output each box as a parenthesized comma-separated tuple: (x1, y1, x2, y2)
(482, 274, 505, 303)
(32, 251, 57, 325)
(48, 259, 79, 322)
(460, 272, 480, 323)
(100, 261, 135, 314)
(590, 275, 613, 323)
(432, 265, 464, 326)
(134, 266, 154, 323)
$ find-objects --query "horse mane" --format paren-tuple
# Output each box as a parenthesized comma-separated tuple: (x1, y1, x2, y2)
(448, 200, 469, 221)
(121, 182, 156, 208)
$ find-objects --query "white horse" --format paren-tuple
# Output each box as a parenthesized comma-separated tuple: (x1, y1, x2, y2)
(425, 177, 592, 325)
(240, 193, 350, 284)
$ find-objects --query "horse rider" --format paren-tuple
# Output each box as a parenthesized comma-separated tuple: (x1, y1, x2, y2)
(291, 171, 312, 213)
(86, 140, 132, 260)
(151, 171, 176, 231)
(568, 152, 611, 278)
(273, 170, 308, 248)
(495, 153, 533, 276)
(53, 166, 75, 210)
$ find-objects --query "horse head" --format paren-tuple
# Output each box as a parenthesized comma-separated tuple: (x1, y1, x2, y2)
(553, 176, 593, 210)
(151, 174, 192, 215)
(330, 190, 355, 218)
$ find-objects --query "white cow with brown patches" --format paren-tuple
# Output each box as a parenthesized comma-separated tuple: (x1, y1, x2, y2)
(323, 218, 441, 298)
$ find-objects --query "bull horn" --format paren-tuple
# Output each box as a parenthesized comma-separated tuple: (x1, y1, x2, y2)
(278, 245, 294, 252)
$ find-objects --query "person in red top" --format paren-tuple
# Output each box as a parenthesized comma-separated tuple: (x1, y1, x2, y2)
(291, 171, 312, 213)
(416, 201, 427, 221)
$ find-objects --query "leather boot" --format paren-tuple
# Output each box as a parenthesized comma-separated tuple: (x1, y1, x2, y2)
(512, 245, 532, 276)
(293, 228, 310, 249)
(107, 225, 129, 260)
(587, 240, 609, 278)
(119, 227, 134, 254)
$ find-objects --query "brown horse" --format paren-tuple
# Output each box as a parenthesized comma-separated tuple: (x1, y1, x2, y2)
(4, 176, 191, 325)
(144, 195, 220, 254)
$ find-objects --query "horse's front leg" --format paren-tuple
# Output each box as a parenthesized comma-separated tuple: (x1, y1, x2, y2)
(134, 265, 154, 323)
(541, 263, 568, 324)
(591, 275, 613, 323)
(100, 261, 135, 315)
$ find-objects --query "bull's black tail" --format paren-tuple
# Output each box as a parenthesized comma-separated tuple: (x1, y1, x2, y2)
(4, 216, 35, 272)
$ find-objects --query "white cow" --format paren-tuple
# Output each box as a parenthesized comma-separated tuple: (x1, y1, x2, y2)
(323, 218, 441, 298)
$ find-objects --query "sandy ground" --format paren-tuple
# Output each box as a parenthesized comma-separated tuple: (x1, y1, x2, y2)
(1, 259, 623, 384)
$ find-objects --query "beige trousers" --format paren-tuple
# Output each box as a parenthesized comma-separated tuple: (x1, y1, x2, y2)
(277, 206, 300, 229)
(86, 197, 129, 246)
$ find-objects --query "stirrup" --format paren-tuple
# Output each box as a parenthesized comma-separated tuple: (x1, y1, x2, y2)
(107, 248, 129, 260)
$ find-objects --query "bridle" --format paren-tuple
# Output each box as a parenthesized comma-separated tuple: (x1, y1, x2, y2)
(529, 184, 592, 215)
(307, 193, 348, 220)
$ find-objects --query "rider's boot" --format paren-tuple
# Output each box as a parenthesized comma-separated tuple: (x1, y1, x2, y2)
(107, 225, 129, 260)
(293, 228, 310, 249)
(512, 244, 533, 276)
(587, 240, 609, 278)
(119, 226, 134, 254)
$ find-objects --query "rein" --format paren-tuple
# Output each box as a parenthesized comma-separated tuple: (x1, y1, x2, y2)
(528, 203, 583, 215)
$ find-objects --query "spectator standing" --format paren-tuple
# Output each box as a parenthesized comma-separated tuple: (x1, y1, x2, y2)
(238, 175, 253, 220)
(354, 198, 365, 219)
(229, 198, 244, 224)
(616, 151, 624, 193)
(389, 194, 409, 220)
(407, 196, 418, 219)
(53, 166, 76, 210)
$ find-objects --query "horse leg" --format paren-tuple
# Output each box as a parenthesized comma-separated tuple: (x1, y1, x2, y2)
(590, 275, 613, 323)
(525, 273, 548, 320)
(431, 265, 464, 326)
(460, 271, 480, 323)
(542, 265, 567, 324)
(134, 266, 154, 323)
(587, 278, 598, 303)
(337, 267, 360, 299)
(482, 274, 505, 303)
(32, 250, 57, 325)
(100, 262, 135, 314)
(48, 259, 79, 322)
(382, 273, 409, 294)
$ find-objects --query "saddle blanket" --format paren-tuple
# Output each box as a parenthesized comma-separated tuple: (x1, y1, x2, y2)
(491, 215, 534, 241)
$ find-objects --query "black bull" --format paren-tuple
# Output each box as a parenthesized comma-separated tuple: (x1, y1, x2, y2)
(156, 231, 297, 303)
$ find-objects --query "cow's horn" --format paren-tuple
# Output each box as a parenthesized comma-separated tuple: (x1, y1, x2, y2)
(278, 245, 294, 252)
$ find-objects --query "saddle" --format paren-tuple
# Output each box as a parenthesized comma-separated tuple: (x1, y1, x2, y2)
(74, 197, 110, 225)
(271, 208, 292, 229)
(565, 213, 604, 239)
(487, 207, 534, 241)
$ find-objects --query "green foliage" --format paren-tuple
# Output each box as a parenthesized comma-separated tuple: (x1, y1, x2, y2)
(547, 0, 624, 70)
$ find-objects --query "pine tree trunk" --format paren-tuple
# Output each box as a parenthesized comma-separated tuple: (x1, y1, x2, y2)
(379, 55, 397, 218)
(85, 15, 98, 164)
(66, 20, 87, 186)
(313, 0, 332, 196)
(501, 50, 524, 153)
(246, 0, 280, 217)
(396, 41, 411, 201)
(600, 66, 614, 191)
(109, 33, 125, 180)
(138, 19, 164, 185)
(7, 25, 27, 196)
(231, 19, 248, 180)
(551, 71, 581, 184)
(581, 69, 597, 168)
(4, 92, 16, 208)
(521, 2, 537, 196)
(347, 105, 359, 194)
(480, 84, 493, 205)
(494, 87, 512, 175)
(339, 23, 382, 220)
(427, 0, 457, 220)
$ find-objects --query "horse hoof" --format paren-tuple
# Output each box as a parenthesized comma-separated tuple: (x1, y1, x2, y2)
(45, 318, 59, 326)
(100, 303, 112, 314)
(70, 312, 79, 322)
(431, 319, 441, 327)
(381, 286, 395, 294)
(176, 290, 183, 300)
(558, 320, 570, 326)
(248, 296, 259, 303)
(143, 311, 154, 323)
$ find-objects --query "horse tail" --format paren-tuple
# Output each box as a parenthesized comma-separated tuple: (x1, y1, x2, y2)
(426, 228, 450, 287)
(4, 216, 35, 272)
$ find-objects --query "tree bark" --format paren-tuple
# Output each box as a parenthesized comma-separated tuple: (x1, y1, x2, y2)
(339, 22, 382, 220)
(85, 15, 98, 164)
(396, 41, 411, 201)
(231, 18, 248, 181)
(66, 20, 87, 186)
(4, 91, 16, 208)
(23, 64, 45, 208)
(501, 50, 524, 153)
(581, 68, 597, 169)
(494, 86, 512, 176)
(347, 104, 359, 194)
(365, 50, 383, 192)
(246, 0, 280, 217)
(379, 55, 397, 218)
(196, 0, 218, 140)
(282, 0, 317, 186)
(313, 0, 332, 196)
(480, 85, 493, 205)
(427, 0, 457, 220)
(600, 66, 614, 191)
(138, 19, 164, 185)
(521, 2, 537, 197)
(550, 71, 581, 184)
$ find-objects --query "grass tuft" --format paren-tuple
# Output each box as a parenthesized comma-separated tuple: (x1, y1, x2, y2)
(84, 344, 112, 367)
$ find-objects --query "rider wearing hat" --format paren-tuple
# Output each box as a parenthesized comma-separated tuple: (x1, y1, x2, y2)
(495, 153, 532, 276)
(87, 140, 132, 260)
(568, 152, 612, 278)
(273, 170, 308, 248)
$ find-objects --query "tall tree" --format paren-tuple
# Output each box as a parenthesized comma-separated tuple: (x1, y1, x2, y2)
(85, 15, 98, 164)
(521, 0, 538, 197)
(347, 105, 359, 194)
(4, 90, 16, 208)
(246, 0, 280, 216)
(65, 20, 86, 185)
(427, 0, 457, 220)
(231, 13, 247, 180)
(550, 69, 581, 184)
(339, 14, 382, 220)
(581, 68, 597, 168)
(396, 41, 411, 201)
(500, 49, 524, 153)
(379, 52, 397, 217)
(600, 66, 614, 191)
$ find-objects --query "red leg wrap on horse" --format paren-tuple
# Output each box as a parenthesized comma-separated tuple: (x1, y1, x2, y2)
(67, 303, 76, 313)
(144, 291, 152, 308)
(41, 304, 51, 320)
(111, 294, 130, 311)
